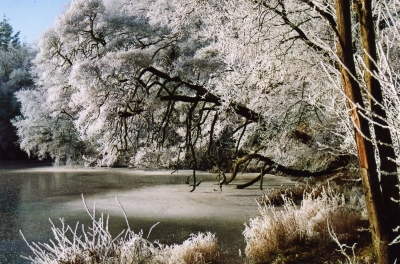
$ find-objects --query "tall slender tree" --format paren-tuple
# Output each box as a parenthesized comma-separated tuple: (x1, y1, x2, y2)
(354, 0, 400, 260)
(0, 17, 20, 51)
(335, 0, 399, 262)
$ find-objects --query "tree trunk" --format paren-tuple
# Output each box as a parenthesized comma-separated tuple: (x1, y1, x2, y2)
(335, 1, 391, 263)
(354, 1, 400, 259)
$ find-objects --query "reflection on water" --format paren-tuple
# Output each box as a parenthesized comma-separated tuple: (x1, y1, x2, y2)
(0, 170, 24, 264)
(0, 162, 264, 263)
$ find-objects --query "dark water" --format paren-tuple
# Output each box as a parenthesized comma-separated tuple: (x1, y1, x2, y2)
(0, 161, 256, 263)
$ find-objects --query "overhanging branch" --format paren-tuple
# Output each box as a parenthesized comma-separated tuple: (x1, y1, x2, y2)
(225, 152, 346, 184)
(139, 67, 261, 122)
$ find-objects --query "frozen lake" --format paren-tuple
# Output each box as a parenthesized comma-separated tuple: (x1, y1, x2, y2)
(0, 161, 296, 263)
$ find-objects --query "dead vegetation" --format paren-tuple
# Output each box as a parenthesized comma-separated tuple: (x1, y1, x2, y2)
(244, 187, 364, 263)
(21, 196, 220, 264)
(258, 173, 364, 207)
(243, 173, 374, 263)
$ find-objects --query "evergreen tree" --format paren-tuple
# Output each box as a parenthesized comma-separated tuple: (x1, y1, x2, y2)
(0, 18, 33, 160)
(0, 17, 20, 51)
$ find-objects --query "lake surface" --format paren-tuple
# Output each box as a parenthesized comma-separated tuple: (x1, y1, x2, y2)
(0, 161, 295, 263)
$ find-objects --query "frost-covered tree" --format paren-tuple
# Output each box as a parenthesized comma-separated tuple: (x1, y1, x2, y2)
(0, 17, 20, 51)
(0, 19, 33, 160)
(13, 0, 351, 173)
(359, 0, 400, 261)
(253, 0, 400, 261)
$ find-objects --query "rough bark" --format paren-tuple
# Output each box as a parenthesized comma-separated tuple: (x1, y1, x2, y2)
(335, 1, 392, 263)
(354, 1, 400, 258)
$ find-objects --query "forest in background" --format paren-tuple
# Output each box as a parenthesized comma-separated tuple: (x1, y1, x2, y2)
(0, 17, 33, 160)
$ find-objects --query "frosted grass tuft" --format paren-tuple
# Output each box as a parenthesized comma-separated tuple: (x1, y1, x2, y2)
(20, 195, 220, 264)
(243, 187, 362, 263)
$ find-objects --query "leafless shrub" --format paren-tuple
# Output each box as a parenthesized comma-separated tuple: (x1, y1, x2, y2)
(244, 187, 362, 263)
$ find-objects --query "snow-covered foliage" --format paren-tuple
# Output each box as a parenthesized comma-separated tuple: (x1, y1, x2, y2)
(0, 22, 35, 159)
(13, 0, 357, 168)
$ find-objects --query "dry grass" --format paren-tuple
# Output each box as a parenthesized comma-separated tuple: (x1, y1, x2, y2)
(20, 181, 370, 263)
(244, 187, 363, 263)
(258, 178, 364, 209)
(21, 196, 220, 264)
(162, 232, 220, 264)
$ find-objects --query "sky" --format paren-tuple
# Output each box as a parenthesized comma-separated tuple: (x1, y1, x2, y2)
(0, 0, 70, 44)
